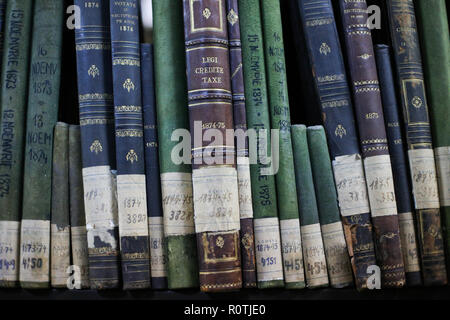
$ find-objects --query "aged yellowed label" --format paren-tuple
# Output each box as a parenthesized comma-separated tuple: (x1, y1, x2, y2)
(160, 172, 195, 236)
(254, 217, 284, 282)
(398, 212, 420, 273)
(408, 149, 440, 209)
(435, 146, 450, 207)
(301, 223, 328, 288)
(19, 220, 50, 283)
(51, 224, 71, 286)
(117, 174, 149, 237)
(363, 155, 398, 217)
(0, 221, 20, 282)
(321, 222, 353, 286)
(237, 157, 253, 219)
(280, 219, 304, 284)
(148, 217, 167, 278)
(70, 226, 89, 286)
(192, 166, 240, 233)
(332, 154, 370, 216)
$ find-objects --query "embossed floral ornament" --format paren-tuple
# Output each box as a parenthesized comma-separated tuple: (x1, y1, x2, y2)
(241, 233, 252, 250)
(411, 96, 423, 109)
(126, 149, 138, 163)
(319, 42, 331, 55)
(227, 8, 238, 25)
(88, 65, 100, 78)
(123, 78, 135, 92)
(216, 236, 225, 248)
(203, 7, 211, 19)
(335, 124, 347, 138)
(90, 139, 103, 154)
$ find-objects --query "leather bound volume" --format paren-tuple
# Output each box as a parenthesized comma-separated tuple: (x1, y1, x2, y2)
(387, 0, 447, 286)
(75, 0, 121, 289)
(417, 0, 450, 278)
(152, 0, 198, 289)
(183, 0, 242, 292)
(375, 44, 422, 286)
(261, 0, 305, 289)
(339, 0, 405, 288)
(141, 43, 168, 289)
(296, 0, 376, 290)
(307, 126, 353, 288)
(239, 0, 284, 289)
(226, 0, 256, 289)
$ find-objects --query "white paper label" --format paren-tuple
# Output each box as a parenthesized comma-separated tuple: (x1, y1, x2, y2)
(148, 217, 167, 278)
(254, 217, 284, 282)
(117, 174, 149, 237)
(0, 221, 20, 282)
(160, 172, 195, 236)
(332, 154, 370, 216)
(19, 220, 50, 283)
(280, 219, 304, 284)
(237, 157, 254, 219)
(435, 146, 450, 207)
(301, 223, 328, 288)
(51, 224, 71, 286)
(321, 222, 353, 286)
(192, 166, 240, 233)
(70, 226, 89, 286)
(363, 155, 398, 217)
(408, 149, 440, 209)
(398, 212, 420, 273)
(83, 166, 119, 249)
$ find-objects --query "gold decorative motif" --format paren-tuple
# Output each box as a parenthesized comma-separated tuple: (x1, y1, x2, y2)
(88, 65, 99, 79)
(335, 124, 347, 138)
(227, 8, 238, 25)
(126, 149, 138, 163)
(241, 233, 252, 250)
(90, 140, 103, 154)
(411, 96, 423, 109)
(358, 53, 372, 60)
(123, 78, 135, 92)
(216, 236, 225, 248)
(202, 7, 211, 19)
(319, 42, 331, 55)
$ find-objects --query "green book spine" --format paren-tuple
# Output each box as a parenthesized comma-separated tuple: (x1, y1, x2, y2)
(51, 123, 70, 288)
(68, 125, 90, 289)
(260, 0, 304, 289)
(239, 0, 284, 289)
(417, 0, 450, 274)
(19, 0, 63, 289)
(152, 0, 198, 289)
(292, 125, 328, 289)
(0, 0, 33, 288)
(307, 126, 353, 288)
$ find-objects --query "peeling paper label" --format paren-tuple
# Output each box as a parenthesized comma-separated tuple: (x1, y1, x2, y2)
(148, 217, 167, 278)
(117, 174, 149, 237)
(408, 149, 440, 209)
(0, 221, 20, 282)
(192, 167, 240, 233)
(301, 223, 328, 288)
(70, 226, 89, 284)
(19, 220, 50, 283)
(161, 172, 195, 236)
(237, 157, 254, 219)
(254, 217, 284, 282)
(51, 224, 71, 286)
(435, 147, 450, 207)
(333, 154, 370, 216)
(363, 155, 398, 217)
(280, 219, 304, 283)
(398, 212, 420, 273)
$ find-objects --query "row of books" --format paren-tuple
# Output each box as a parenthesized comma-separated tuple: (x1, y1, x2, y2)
(0, 0, 448, 292)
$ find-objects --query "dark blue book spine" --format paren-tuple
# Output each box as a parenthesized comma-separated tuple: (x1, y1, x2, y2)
(74, 0, 120, 289)
(296, 0, 376, 290)
(375, 44, 422, 287)
(110, 0, 151, 290)
(141, 43, 167, 289)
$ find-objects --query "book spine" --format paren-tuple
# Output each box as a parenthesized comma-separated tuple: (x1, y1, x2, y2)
(416, 0, 450, 278)
(0, 0, 33, 288)
(68, 125, 90, 289)
(297, 0, 376, 290)
(74, 0, 121, 289)
(226, 0, 257, 290)
(307, 126, 353, 288)
(152, 0, 198, 289)
(141, 43, 167, 290)
(261, 0, 304, 290)
(0, 0, 6, 72)
(387, 0, 447, 286)
(183, 0, 242, 292)
(292, 125, 328, 289)
(110, 0, 151, 290)
(51, 122, 71, 288)
(339, 0, 405, 288)
(239, 0, 284, 289)
(375, 44, 422, 286)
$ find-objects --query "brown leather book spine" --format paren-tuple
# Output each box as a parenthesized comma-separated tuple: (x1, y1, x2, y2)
(183, 0, 242, 292)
